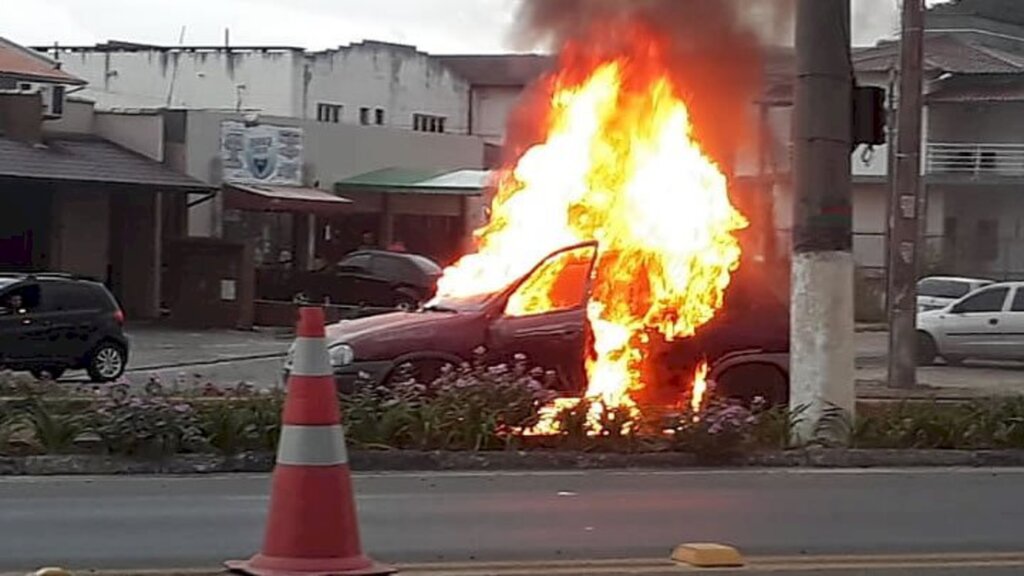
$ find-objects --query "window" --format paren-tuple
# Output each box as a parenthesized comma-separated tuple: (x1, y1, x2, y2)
(338, 253, 371, 271)
(375, 108, 386, 126)
(370, 255, 415, 281)
(0, 284, 41, 315)
(953, 287, 1008, 314)
(1012, 289, 1024, 312)
(505, 245, 596, 317)
(40, 282, 109, 312)
(359, 107, 371, 125)
(316, 103, 342, 123)
(413, 113, 447, 133)
(917, 279, 972, 299)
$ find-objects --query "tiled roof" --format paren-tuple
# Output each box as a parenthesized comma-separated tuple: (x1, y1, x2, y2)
(854, 34, 1024, 74)
(438, 54, 553, 87)
(0, 135, 212, 189)
(929, 75, 1024, 102)
(0, 37, 84, 85)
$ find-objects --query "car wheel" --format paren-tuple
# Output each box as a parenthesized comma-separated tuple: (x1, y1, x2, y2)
(917, 332, 938, 366)
(30, 367, 66, 381)
(943, 355, 965, 367)
(393, 288, 420, 312)
(87, 342, 127, 382)
(713, 363, 789, 408)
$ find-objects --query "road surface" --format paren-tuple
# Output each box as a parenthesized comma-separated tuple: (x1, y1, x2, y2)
(2, 468, 1023, 571)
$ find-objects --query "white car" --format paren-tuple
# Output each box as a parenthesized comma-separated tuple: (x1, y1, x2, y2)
(917, 276, 993, 313)
(917, 281, 1024, 365)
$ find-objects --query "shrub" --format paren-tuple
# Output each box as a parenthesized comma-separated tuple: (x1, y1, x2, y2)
(94, 386, 208, 457)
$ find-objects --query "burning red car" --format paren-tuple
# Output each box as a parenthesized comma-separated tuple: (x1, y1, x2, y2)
(286, 242, 789, 406)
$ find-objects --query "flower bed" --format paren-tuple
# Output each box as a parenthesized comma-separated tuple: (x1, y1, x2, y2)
(5, 358, 1024, 461)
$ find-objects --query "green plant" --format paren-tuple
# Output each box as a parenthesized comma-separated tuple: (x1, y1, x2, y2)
(199, 395, 283, 455)
(17, 397, 89, 454)
(750, 402, 808, 449)
(95, 393, 208, 457)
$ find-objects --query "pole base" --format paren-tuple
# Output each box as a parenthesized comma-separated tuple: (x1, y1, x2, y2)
(226, 554, 396, 576)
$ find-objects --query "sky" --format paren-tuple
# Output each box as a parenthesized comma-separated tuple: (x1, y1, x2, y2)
(3, 0, 949, 54)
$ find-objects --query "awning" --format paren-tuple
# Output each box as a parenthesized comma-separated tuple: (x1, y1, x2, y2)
(0, 135, 213, 191)
(223, 183, 353, 214)
(335, 168, 494, 196)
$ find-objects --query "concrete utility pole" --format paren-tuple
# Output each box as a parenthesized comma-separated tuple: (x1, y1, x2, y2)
(790, 0, 855, 443)
(887, 0, 926, 389)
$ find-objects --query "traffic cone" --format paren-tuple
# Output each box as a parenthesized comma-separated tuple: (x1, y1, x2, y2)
(227, 307, 394, 576)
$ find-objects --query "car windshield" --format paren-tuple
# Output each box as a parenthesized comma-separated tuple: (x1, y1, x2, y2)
(918, 279, 976, 299)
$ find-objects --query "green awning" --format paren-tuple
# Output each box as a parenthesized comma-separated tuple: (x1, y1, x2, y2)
(336, 168, 493, 196)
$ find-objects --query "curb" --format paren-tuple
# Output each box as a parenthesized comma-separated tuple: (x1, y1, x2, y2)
(4, 448, 1024, 475)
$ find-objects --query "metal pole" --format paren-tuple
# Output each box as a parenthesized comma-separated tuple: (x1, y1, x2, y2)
(790, 0, 855, 443)
(887, 0, 925, 389)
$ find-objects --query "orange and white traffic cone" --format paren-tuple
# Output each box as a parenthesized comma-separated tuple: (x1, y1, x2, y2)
(227, 307, 394, 576)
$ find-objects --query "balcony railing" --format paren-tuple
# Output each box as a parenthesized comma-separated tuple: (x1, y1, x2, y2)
(926, 143, 1024, 178)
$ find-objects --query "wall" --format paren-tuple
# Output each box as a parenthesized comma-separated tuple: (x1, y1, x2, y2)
(306, 42, 470, 132)
(928, 102, 1024, 144)
(182, 110, 485, 237)
(471, 86, 523, 144)
(49, 188, 110, 280)
(47, 48, 304, 115)
(94, 111, 164, 160)
(943, 185, 1024, 278)
(42, 98, 95, 134)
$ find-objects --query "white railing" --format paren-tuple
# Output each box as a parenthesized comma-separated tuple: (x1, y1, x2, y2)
(926, 142, 1024, 178)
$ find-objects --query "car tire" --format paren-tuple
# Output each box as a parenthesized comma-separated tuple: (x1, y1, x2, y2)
(30, 367, 66, 381)
(943, 355, 965, 367)
(713, 363, 789, 408)
(87, 341, 127, 383)
(917, 332, 938, 366)
(393, 288, 420, 312)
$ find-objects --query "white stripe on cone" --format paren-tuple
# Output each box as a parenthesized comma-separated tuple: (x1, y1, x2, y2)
(291, 336, 332, 377)
(276, 425, 349, 466)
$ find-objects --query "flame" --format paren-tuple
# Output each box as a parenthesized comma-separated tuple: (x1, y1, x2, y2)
(690, 361, 710, 413)
(437, 33, 747, 423)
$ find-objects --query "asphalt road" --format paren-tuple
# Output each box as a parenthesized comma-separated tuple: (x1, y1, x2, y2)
(2, 468, 1024, 571)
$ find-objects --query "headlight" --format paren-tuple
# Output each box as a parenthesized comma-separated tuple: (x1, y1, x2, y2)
(329, 344, 354, 367)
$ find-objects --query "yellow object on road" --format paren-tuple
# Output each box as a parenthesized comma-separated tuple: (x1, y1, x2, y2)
(671, 543, 745, 567)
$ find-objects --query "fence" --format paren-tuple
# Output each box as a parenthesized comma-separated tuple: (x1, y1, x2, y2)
(926, 143, 1024, 178)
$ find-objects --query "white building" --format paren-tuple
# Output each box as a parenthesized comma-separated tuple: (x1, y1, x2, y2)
(40, 40, 473, 135)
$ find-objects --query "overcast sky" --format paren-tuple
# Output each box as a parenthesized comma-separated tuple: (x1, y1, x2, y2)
(4, 0, 947, 54)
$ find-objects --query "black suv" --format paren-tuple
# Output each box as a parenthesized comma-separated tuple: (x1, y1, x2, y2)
(0, 274, 130, 382)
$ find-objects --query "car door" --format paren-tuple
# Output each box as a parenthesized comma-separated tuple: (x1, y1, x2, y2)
(486, 242, 598, 392)
(0, 283, 47, 364)
(366, 254, 413, 306)
(997, 286, 1024, 360)
(941, 286, 1010, 358)
(330, 253, 374, 305)
(38, 281, 102, 362)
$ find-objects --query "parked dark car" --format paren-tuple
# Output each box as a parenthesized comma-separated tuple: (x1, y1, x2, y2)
(286, 243, 791, 405)
(263, 251, 442, 310)
(0, 273, 130, 382)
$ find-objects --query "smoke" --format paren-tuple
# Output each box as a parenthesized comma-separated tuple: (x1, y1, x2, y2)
(505, 0, 793, 167)
(499, 0, 795, 261)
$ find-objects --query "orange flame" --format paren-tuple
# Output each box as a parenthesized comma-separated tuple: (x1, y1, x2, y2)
(691, 361, 710, 413)
(437, 34, 747, 421)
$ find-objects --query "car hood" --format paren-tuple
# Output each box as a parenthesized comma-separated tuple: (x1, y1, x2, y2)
(325, 310, 487, 357)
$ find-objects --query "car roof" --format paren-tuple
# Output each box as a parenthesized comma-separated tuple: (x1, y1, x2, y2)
(919, 275, 994, 284)
(345, 250, 442, 274)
